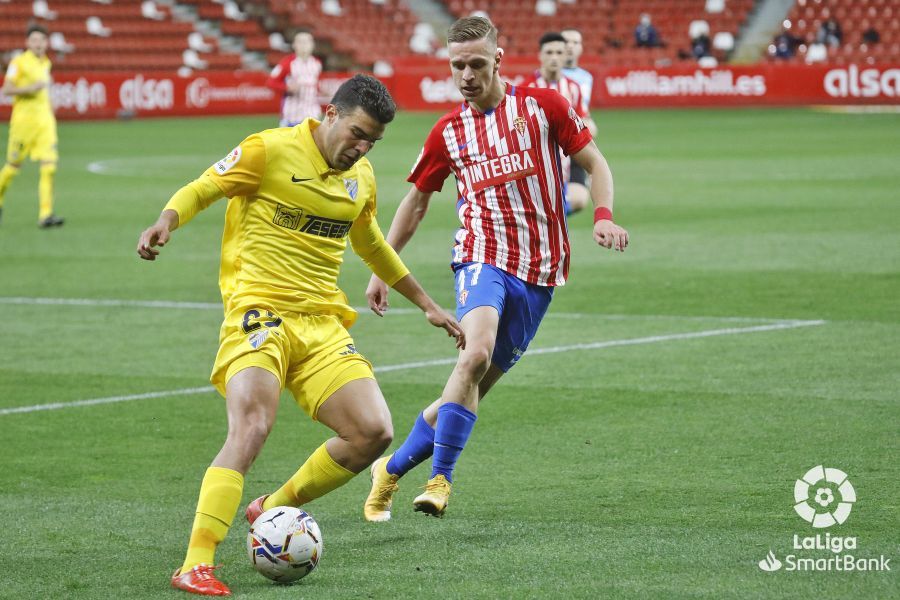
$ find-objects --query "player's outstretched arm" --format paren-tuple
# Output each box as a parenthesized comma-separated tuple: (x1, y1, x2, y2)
(366, 186, 433, 315)
(137, 177, 224, 261)
(573, 141, 629, 252)
(391, 274, 465, 350)
(137, 209, 179, 261)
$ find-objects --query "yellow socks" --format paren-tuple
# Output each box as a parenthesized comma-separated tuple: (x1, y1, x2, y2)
(38, 163, 56, 220)
(0, 163, 19, 208)
(263, 443, 355, 510)
(181, 467, 244, 572)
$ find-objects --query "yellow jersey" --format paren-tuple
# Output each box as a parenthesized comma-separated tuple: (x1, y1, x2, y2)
(165, 119, 409, 327)
(5, 50, 53, 124)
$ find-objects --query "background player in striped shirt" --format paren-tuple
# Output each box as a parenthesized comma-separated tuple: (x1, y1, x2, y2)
(266, 30, 322, 126)
(522, 31, 590, 214)
(562, 27, 599, 214)
(0, 25, 64, 228)
(363, 16, 629, 521)
(137, 75, 463, 596)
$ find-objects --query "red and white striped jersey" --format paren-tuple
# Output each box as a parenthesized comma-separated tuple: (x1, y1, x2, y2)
(520, 71, 587, 118)
(266, 55, 322, 126)
(520, 71, 588, 185)
(408, 85, 592, 287)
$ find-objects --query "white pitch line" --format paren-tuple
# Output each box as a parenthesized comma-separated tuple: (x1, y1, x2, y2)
(0, 386, 214, 416)
(0, 296, 806, 324)
(0, 319, 825, 416)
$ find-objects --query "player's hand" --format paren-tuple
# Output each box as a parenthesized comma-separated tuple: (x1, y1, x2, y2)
(136, 222, 172, 261)
(593, 219, 629, 252)
(366, 275, 390, 316)
(425, 308, 466, 350)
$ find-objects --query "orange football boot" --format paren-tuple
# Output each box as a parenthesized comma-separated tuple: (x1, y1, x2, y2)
(245, 494, 269, 525)
(170, 564, 231, 596)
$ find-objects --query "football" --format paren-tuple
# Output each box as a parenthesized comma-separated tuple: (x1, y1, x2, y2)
(247, 506, 323, 583)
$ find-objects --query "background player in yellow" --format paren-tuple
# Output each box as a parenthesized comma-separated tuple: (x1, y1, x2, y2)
(0, 25, 64, 228)
(136, 75, 465, 597)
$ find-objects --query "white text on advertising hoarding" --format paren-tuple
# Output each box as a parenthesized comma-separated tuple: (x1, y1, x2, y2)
(824, 66, 900, 97)
(604, 70, 766, 97)
(186, 78, 275, 108)
(51, 78, 107, 114)
(420, 76, 464, 103)
(119, 75, 174, 111)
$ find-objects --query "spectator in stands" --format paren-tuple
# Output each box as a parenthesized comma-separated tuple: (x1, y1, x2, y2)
(862, 25, 880, 45)
(266, 30, 323, 127)
(635, 13, 662, 48)
(772, 26, 802, 59)
(691, 31, 712, 59)
(816, 18, 843, 49)
(0, 25, 64, 228)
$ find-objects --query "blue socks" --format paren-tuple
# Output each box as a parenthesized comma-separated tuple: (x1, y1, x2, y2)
(386, 413, 435, 477)
(431, 403, 477, 483)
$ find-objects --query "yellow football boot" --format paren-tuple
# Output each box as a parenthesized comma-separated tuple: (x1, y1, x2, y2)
(412, 474, 451, 518)
(364, 456, 400, 522)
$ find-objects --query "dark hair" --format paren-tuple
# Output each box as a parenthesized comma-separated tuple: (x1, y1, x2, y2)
(448, 16, 497, 49)
(331, 74, 396, 124)
(539, 32, 566, 48)
(27, 24, 49, 38)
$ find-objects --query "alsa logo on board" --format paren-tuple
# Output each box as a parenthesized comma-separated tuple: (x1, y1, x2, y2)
(119, 75, 174, 111)
(824, 66, 900, 98)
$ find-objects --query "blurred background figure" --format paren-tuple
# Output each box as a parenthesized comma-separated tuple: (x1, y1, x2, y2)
(635, 13, 662, 48)
(0, 25, 64, 228)
(772, 24, 803, 60)
(816, 17, 843, 49)
(523, 32, 590, 215)
(266, 30, 322, 127)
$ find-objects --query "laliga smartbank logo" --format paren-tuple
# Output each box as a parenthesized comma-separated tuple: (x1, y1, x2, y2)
(793, 465, 855, 528)
(758, 466, 891, 573)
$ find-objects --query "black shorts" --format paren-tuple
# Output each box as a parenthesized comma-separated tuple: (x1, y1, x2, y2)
(569, 160, 587, 186)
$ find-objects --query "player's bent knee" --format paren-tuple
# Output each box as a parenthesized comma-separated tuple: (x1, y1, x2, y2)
(457, 346, 492, 379)
(357, 418, 393, 457)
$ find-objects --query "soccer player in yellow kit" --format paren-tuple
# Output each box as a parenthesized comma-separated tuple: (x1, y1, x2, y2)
(137, 75, 464, 597)
(0, 25, 64, 228)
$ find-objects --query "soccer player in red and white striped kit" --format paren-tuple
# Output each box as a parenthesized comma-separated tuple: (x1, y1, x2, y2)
(266, 30, 322, 126)
(522, 31, 590, 214)
(363, 15, 629, 520)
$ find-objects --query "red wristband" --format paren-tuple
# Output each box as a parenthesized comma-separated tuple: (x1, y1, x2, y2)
(594, 206, 613, 223)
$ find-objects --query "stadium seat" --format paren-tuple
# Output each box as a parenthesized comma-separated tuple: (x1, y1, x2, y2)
(86, 16, 111, 37)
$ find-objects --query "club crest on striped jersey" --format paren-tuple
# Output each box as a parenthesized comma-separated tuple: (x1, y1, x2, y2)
(214, 146, 242, 175)
(342, 178, 358, 200)
(465, 149, 536, 193)
(513, 116, 528, 135)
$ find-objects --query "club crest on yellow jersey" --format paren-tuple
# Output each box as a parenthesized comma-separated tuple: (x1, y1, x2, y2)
(342, 178, 358, 200)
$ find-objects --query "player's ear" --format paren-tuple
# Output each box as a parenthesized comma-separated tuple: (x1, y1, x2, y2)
(324, 104, 338, 124)
(495, 47, 503, 71)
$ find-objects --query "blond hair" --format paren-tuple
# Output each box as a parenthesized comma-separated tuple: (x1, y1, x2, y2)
(447, 16, 497, 48)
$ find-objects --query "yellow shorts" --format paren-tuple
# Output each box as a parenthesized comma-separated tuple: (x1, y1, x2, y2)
(210, 306, 374, 419)
(7, 117, 58, 163)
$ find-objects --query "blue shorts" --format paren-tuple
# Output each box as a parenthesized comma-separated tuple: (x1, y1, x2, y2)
(454, 262, 553, 372)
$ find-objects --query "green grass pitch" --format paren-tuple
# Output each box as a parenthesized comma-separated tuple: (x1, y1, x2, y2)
(0, 108, 897, 599)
